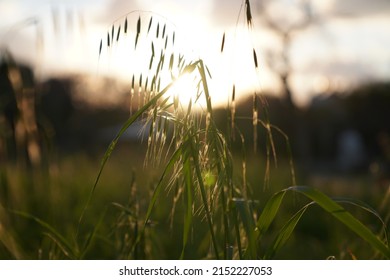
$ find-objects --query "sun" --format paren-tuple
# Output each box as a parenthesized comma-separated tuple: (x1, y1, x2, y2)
(169, 72, 203, 109)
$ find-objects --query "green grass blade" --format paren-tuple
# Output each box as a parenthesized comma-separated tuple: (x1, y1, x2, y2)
(197, 60, 212, 113)
(79, 207, 108, 259)
(232, 198, 257, 259)
(334, 197, 389, 245)
(264, 204, 309, 259)
(145, 143, 184, 222)
(256, 190, 286, 238)
(42, 232, 74, 259)
(111, 202, 136, 218)
(0, 214, 22, 259)
(289, 186, 390, 259)
(11, 210, 77, 259)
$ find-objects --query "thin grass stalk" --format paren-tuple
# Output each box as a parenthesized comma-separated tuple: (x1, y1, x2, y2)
(189, 136, 220, 259)
(180, 158, 194, 259)
(218, 172, 230, 260)
(132, 138, 187, 255)
(253, 93, 258, 153)
(269, 124, 296, 185)
(232, 210, 244, 259)
(199, 59, 233, 258)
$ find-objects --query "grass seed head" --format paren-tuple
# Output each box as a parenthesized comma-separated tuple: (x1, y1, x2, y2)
(221, 32, 225, 53)
(162, 23, 166, 38)
(148, 17, 153, 33)
(253, 48, 258, 68)
(245, 0, 253, 27)
(136, 16, 141, 34)
(111, 25, 115, 43)
(116, 25, 121, 42)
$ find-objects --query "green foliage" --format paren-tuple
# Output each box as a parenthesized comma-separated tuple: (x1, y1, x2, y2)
(259, 186, 390, 259)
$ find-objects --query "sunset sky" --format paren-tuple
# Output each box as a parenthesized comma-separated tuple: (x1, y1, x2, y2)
(1, 0, 389, 106)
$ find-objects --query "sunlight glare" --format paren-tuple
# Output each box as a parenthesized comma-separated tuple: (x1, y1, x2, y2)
(169, 72, 206, 110)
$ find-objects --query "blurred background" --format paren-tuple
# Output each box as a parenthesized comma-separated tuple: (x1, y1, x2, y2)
(1, 0, 390, 259)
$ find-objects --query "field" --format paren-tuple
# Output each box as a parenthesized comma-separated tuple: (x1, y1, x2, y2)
(1, 4, 390, 260)
(1, 140, 389, 259)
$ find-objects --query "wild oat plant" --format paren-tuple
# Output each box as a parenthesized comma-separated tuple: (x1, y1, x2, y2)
(86, 5, 389, 260)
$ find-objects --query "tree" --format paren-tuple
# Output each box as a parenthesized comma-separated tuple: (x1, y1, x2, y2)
(256, 0, 317, 108)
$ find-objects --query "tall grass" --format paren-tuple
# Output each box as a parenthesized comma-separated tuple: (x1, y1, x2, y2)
(1, 1, 389, 260)
(85, 3, 390, 259)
